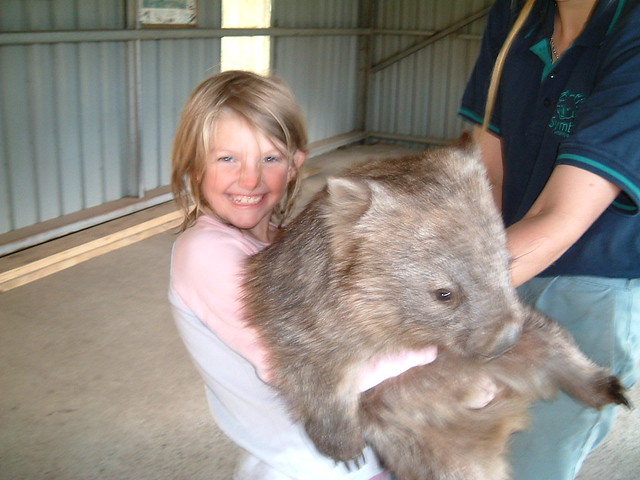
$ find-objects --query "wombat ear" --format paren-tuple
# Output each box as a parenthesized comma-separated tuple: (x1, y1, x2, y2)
(453, 131, 477, 154)
(326, 176, 373, 224)
(324, 176, 373, 264)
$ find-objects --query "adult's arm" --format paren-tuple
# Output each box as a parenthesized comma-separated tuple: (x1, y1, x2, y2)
(506, 164, 620, 286)
(473, 126, 621, 287)
(473, 126, 505, 210)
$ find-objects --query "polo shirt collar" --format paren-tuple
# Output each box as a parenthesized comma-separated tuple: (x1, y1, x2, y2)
(528, 0, 625, 76)
(575, 0, 627, 46)
(528, 0, 626, 47)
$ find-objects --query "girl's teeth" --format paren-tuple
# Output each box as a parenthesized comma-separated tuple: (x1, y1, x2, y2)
(232, 195, 263, 205)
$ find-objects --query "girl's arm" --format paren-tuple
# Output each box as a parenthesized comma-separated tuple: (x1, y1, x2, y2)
(172, 225, 272, 380)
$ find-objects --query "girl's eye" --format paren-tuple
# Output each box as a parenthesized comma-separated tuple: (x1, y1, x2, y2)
(218, 156, 234, 162)
(264, 156, 280, 163)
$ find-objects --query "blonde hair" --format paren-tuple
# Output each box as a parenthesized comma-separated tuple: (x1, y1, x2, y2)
(171, 70, 308, 232)
(483, 0, 538, 130)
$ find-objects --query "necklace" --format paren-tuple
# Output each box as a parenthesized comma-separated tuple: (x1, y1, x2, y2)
(550, 34, 559, 62)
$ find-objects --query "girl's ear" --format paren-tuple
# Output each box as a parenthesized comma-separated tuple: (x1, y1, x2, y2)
(293, 150, 306, 168)
(288, 150, 306, 181)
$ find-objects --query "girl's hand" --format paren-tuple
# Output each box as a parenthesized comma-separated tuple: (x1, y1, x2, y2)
(358, 346, 438, 392)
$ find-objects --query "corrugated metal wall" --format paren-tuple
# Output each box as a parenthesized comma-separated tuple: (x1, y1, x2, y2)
(138, 37, 222, 193)
(271, 0, 362, 141)
(0, 0, 490, 249)
(1, 0, 128, 237)
(139, 1, 222, 197)
(368, 0, 491, 143)
(0, 0, 222, 244)
(0, 0, 124, 30)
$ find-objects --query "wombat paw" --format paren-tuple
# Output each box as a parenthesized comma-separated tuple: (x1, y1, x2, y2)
(338, 453, 367, 472)
(604, 376, 631, 409)
(582, 374, 631, 409)
(313, 435, 366, 464)
(565, 372, 631, 409)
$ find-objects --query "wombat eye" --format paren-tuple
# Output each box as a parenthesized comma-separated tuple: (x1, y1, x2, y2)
(434, 289, 454, 301)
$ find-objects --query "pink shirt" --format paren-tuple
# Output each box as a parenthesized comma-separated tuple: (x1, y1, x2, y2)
(171, 215, 272, 379)
(170, 214, 390, 479)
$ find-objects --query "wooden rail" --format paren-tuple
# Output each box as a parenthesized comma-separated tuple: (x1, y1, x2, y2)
(0, 211, 181, 293)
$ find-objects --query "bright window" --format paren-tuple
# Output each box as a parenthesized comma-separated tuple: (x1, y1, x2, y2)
(221, 0, 271, 74)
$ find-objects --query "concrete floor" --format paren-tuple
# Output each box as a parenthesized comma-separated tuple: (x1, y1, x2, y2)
(1, 144, 638, 480)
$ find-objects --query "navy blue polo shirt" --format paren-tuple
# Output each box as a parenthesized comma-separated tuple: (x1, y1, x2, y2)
(460, 0, 640, 278)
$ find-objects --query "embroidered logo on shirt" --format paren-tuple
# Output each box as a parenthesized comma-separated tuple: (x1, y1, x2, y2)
(548, 90, 585, 137)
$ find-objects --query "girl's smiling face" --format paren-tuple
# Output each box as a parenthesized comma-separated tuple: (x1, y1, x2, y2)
(202, 110, 303, 243)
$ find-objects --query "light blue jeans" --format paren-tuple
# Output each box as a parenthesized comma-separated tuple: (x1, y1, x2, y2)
(509, 276, 640, 480)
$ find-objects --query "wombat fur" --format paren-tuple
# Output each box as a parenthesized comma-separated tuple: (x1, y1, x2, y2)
(242, 133, 629, 480)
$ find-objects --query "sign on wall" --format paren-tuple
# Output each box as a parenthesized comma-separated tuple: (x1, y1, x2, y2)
(138, 0, 197, 27)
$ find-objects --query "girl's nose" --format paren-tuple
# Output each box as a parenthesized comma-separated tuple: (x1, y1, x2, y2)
(238, 161, 261, 190)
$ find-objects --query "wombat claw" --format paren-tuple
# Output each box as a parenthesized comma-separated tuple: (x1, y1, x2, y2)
(608, 376, 632, 409)
(338, 453, 366, 472)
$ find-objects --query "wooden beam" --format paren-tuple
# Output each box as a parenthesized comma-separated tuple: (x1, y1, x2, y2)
(0, 211, 181, 293)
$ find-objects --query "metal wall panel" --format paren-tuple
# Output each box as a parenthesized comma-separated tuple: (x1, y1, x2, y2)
(273, 35, 360, 143)
(271, 0, 361, 143)
(1, 0, 129, 235)
(0, 40, 130, 231)
(272, 0, 359, 28)
(139, 38, 222, 192)
(137, 2, 223, 191)
(368, 0, 491, 142)
(0, 0, 124, 31)
(0, 0, 222, 237)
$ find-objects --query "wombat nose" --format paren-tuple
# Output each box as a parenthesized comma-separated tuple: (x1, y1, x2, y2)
(485, 322, 522, 359)
(467, 321, 522, 360)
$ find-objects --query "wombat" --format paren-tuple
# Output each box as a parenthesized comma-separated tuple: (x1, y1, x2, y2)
(242, 134, 629, 480)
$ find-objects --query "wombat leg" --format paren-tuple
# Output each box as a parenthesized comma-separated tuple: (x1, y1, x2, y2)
(303, 408, 366, 463)
(494, 304, 630, 409)
(277, 362, 367, 462)
(294, 382, 367, 463)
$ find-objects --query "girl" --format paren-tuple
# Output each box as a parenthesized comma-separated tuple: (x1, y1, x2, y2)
(168, 70, 389, 479)
(460, 0, 640, 479)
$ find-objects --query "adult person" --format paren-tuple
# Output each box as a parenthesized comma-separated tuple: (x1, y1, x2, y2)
(459, 0, 640, 478)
